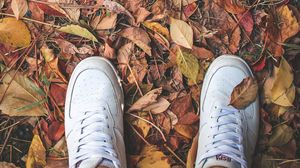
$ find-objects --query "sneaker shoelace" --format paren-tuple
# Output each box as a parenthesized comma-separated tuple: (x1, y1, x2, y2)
(72, 108, 120, 168)
(199, 107, 247, 168)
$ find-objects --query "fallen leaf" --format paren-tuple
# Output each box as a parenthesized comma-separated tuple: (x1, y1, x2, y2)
(143, 97, 170, 114)
(0, 162, 19, 168)
(0, 70, 48, 116)
(128, 88, 163, 112)
(122, 0, 151, 23)
(28, 2, 44, 22)
(186, 132, 198, 168)
(119, 27, 152, 56)
(230, 77, 258, 109)
(117, 42, 134, 76)
(50, 83, 67, 106)
(11, 0, 28, 19)
(57, 25, 98, 42)
(259, 155, 278, 168)
(170, 18, 193, 49)
(143, 21, 170, 40)
(45, 159, 68, 168)
(132, 112, 152, 137)
(237, 11, 254, 36)
(215, 0, 247, 14)
(35, 2, 66, 17)
(96, 13, 118, 30)
(184, 2, 198, 18)
(191, 46, 214, 59)
(178, 112, 199, 125)
(0, 17, 31, 48)
(103, 0, 134, 23)
(176, 47, 199, 83)
(47, 121, 65, 142)
(172, 0, 197, 8)
(174, 124, 196, 139)
(267, 5, 300, 57)
(136, 145, 171, 168)
(0, 0, 4, 9)
(103, 40, 116, 59)
(269, 124, 294, 146)
(26, 135, 46, 168)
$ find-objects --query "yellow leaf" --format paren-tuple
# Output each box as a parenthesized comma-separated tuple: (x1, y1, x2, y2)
(0, 71, 47, 116)
(132, 112, 152, 137)
(26, 135, 46, 168)
(170, 18, 193, 49)
(11, 0, 28, 20)
(264, 58, 295, 107)
(57, 24, 98, 42)
(176, 47, 199, 84)
(143, 21, 170, 40)
(137, 145, 171, 168)
(230, 77, 258, 109)
(0, 17, 31, 48)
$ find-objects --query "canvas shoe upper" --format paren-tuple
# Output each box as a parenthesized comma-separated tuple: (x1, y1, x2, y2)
(65, 57, 126, 168)
(195, 55, 259, 168)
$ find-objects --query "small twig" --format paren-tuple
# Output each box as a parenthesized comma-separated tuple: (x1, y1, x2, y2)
(126, 113, 167, 142)
(0, 126, 13, 158)
(0, 12, 60, 28)
(164, 144, 186, 166)
(128, 123, 151, 145)
(127, 64, 144, 97)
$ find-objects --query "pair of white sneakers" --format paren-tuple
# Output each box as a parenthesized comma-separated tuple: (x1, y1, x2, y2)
(65, 55, 259, 168)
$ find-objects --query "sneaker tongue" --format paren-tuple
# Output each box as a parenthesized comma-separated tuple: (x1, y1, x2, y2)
(202, 154, 241, 168)
(78, 158, 115, 168)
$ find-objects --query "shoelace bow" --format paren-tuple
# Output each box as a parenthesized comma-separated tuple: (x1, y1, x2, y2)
(72, 108, 120, 168)
(199, 107, 247, 168)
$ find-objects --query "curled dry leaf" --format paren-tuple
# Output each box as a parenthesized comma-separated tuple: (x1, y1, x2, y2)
(170, 17, 193, 49)
(103, 0, 134, 23)
(26, 135, 46, 168)
(269, 124, 294, 146)
(176, 47, 199, 83)
(230, 77, 258, 109)
(136, 145, 171, 168)
(128, 87, 163, 112)
(11, 0, 28, 19)
(0, 70, 48, 116)
(57, 25, 98, 42)
(117, 42, 134, 76)
(143, 97, 170, 114)
(119, 27, 152, 56)
(0, 17, 31, 48)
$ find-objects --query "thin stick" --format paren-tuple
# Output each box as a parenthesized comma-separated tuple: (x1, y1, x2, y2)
(0, 126, 13, 158)
(126, 113, 167, 142)
(127, 64, 144, 96)
(164, 144, 186, 166)
(128, 123, 151, 145)
(0, 12, 60, 28)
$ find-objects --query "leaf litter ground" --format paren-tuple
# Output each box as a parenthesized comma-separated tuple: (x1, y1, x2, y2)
(0, 0, 300, 168)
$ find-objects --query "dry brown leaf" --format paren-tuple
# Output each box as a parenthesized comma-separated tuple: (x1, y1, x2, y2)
(136, 145, 171, 168)
(96, 13, 118, 30)
(174, 124, 196, 139)
(172, 0, 197, 8)
(119, 27, 152, 56)
(26, 135, 46, 168)
(128, 88, 163, 112)
(117, 42, 134, 75)
(191, 46, 214, 59)
(28, 2, 44, 21)
(230, 77, 258, 109)
(170, 18, 193, 49)
(143, 97, 170, 114)
(0, 162, 19, 168)
(186, 132, 198, 168)
(11, 0, 28, 19)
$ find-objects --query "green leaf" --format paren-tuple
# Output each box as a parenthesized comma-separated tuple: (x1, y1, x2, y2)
(0, 70, 48, 116)
(269, 124, 294, 146)
(57, 25, 98, 42)
(176, 48, 199, 84)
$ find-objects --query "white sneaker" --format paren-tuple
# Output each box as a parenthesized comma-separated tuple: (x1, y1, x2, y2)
(195, 55, 259, 168)
(65, 57, 126, 168)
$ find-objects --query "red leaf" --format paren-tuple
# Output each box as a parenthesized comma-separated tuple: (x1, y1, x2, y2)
(184, 2, 198, 18)
(50, 83, 67, 106)
(237, 11, 254, 36)
(252, 56, 266, 72)
(48, 121, 65, 142)
(178, 112, 199, 125)
(36, 3, 65, 17)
